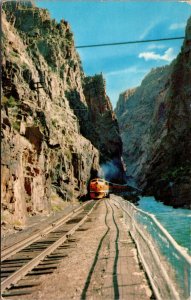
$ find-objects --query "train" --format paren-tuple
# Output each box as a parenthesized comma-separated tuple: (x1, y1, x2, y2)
(89, 178, 131, 199)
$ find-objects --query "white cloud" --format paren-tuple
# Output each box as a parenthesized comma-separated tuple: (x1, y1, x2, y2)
(105, 66, 148, 77)
(169, 22, 186, 30)
(179, 1, 191, 5)
(138, 48, 176, 62)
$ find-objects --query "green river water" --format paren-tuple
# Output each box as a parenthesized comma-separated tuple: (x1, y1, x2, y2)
(138, 196, 191, 254)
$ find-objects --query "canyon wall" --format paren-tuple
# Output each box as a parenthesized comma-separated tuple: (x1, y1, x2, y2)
(1, 1, 124, 228)
(115, 66, 171, 180)
(116, 17, 191, 208)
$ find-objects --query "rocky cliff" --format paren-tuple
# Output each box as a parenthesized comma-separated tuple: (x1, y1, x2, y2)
(115, 66, 171, 179)
(83, 75, 125, 182)
(1, 1, 124, 229)
(116, 17, 191, 208)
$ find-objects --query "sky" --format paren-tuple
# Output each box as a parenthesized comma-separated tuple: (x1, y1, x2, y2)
(36, 1, 191, 108)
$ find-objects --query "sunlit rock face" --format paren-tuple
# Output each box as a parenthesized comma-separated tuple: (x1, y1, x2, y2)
(1, 1, 124, 228)
(116, 17, 191, 208)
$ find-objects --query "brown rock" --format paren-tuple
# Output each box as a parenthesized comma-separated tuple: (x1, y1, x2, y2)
(1, 2, 124, 233)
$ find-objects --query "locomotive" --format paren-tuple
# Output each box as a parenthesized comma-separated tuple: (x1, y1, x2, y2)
(89, 178, 130, 199)
(89, 178, 110, 199)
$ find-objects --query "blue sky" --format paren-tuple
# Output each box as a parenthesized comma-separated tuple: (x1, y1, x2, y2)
(36, 1, 190, 108)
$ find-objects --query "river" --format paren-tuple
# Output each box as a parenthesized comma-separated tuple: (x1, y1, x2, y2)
(137, 196, 191, 254)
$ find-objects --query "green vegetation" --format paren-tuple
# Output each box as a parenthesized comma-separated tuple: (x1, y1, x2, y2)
(2, 96, 8, 105)
(60, 64, 65, 78)
(12, 121, 20, 131)
(66, 76, 71, 86)
(64, 149, 72, 161)
(36, 111, 47, 128)
(21, 62, 28, 69)
(52, 119, 57, 127)
(65, 31, 73, 45)
(68, 59, 75, 68)
(67, 189, 74, 200)
(8, 96, 17, 107)
(2, 95, 18, 108)
(2, 96, 21, 131)
(52, 204, 63, 212)
(10, 50, 19, 57)
(33, 117, 39, 126)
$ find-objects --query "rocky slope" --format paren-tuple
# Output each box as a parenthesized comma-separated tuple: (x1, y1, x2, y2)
(116, 17, 191, 208)
(115, 66, 171, 180)
(1, 1, 124, 229)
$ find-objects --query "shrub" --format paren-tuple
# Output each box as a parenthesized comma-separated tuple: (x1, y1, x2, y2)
(12, 121, 20, 131)
(8, 96, 17, 108)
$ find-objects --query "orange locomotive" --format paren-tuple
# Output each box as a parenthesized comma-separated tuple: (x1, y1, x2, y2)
(89, 178, 110, 199)
(89, 178, 132, 199)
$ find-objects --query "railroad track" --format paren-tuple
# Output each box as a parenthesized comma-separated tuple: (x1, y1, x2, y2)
(1, 200, 99, 298)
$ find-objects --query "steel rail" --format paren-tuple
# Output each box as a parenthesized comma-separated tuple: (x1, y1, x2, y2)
(1, 201, 91, 261)
(1, 200, 99, 292)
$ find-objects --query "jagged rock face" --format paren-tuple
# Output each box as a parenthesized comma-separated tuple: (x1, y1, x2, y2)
(1, 1, 124, 227)
(115, 88, 136, 117)
(142, 17, 191, 208)
(83, 75, 125, 182)
(115, 66, 171, 179)
(52, 74, 125, 183)
(116, 17, 191, 208)
(1, 2, 115, 227)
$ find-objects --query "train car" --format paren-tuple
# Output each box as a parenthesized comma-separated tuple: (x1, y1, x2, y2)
(89, 178, 110, 199)
(89, 178, 140, 199)
(109, 182, 128, 193)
